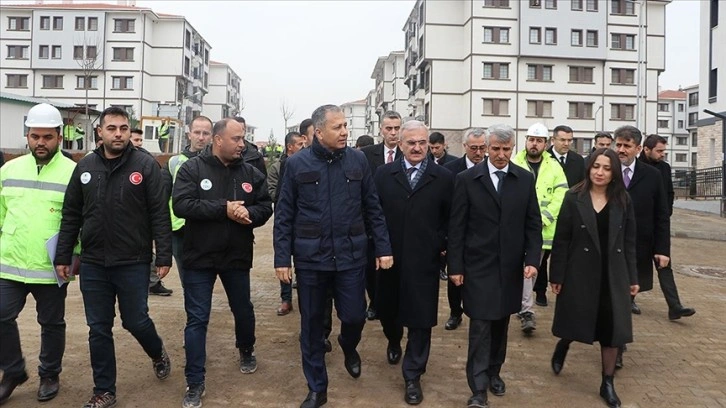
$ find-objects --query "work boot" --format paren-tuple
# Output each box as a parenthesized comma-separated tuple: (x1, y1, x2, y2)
(520, 312, 536, 334)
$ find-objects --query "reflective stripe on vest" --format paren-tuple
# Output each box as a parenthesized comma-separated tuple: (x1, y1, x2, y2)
(2, 178, 68, 194)
(168, 154, 189, 231)
(0, 263, 56, 281)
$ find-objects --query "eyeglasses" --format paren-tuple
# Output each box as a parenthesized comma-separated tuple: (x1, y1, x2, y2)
(467, 145, 487, 152)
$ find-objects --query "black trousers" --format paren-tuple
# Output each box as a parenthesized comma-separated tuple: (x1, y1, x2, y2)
(402, 327, 432, 381)
(365, 240, 377, 307)
(533, 250, 551, 294)
(656, 261, 683, 310)
(466, 317, 510, 395)
(447, 281, 463, 317)
(380, 316, 404, 348)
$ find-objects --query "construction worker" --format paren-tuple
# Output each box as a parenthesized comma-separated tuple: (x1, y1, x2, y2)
(0, 103, 77, 404)
(74, 123, 85, 150)
(158, 118, 171, 153)
(62, 120, 75, 150)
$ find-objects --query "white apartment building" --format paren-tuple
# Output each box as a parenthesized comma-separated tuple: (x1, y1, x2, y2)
(202, 61, 241, 122)
(341, 99, 367, 146)
(683, 84, 699, 168)
(696, 0, 725, 169)
(365, 89, 379, 136)
(1, 1, 211, 153)
(656, 90, 691, 171)
(371, 51, 409, 120)
(403, 0, 669, 156)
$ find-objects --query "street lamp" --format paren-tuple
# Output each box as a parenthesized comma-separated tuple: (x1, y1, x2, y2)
(702, 109, 726, 217)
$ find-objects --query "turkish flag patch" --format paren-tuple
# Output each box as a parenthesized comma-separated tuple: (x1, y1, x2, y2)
(241, 182, 253, 193)
(129, 172, 143, 185)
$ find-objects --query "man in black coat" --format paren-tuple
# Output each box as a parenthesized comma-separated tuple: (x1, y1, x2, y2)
(428, 131, 458, 165)
(374, 120, 453, 405)
(628, 132, 694, 319)
(442, 128, 487, 331)
(233, 117, 267, 176)
(548, 125, 585, 187)
(448, 124, 542, 408)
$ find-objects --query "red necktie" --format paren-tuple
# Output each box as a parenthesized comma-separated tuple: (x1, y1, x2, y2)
(387, 150, 394, 164)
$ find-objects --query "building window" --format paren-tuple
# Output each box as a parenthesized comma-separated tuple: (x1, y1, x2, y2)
(692, 132, 698, 146)
(571, 29, 583, 46)
(204, 72, 208, 88)
(6, 45, 29, 59)
(569, 66, 594, 83)
(113, 19, 135, 33)
(483, 62, 509, 79)
(688, 112, 698, 127)
(676, 137, 687, 146)
(112, 47, 134, 61)
(112, 76, 133, 90)
(675, 153, 687, 162)
(529, 0, 542, 8)
(88, 17, 98, 31)
(611, 0, 636, 15)
(568, 102, 594, 119)
(691, 152, 697, 167)
(53, 16, 63, 30)
(530, 27, 541, 44)
(42, 75, 63, 89)
(545, 0, 557, 9)
(483, 98, 509, 116)
(610, 104, 635, 120)
(40, 16, 50, 30)
(204, 48, 209, 64)
(611, 68, 635, 84)
(6, 74, 28, 88)
(185, 30, 191, 49)
(709, 68, 718, 102)
(484, 0, 510, 7)
(688, 92, 698, 106)
(51, 45, 61, 59)
(87, 46, 97, 59)
(571, 0, 583, 10)
(527, 64, 553, 81)
(678, 103, 684, 112)
(711, 0, 719, 28)
(657, 103, 669, 112)
(8, 17, 30, 31)
(611, 34, 635, 50)
(75, 17, 85, 31)
(545, 28, 557, 45)
(586, 0, 598, 11)
(483, 27, 510, 43)
(527, 100, 553, 118)
(657, 119, 669, 128)
(586, 30, 598, 47)
(184, 57, 190, 75)
(74, 46, 84, 59)
(39, 45, 49, 59)
(76, 75, 98, 89)
(677, 120, 684, 128)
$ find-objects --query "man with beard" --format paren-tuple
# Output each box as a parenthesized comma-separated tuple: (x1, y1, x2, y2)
(0, 103, 76, 404)
(299, 118, 315, 148)
(55, 106, 172, 408)
(512, 123, 568, 333)
(232, 117, 267, 176)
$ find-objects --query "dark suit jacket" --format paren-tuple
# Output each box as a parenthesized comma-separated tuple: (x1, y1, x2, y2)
(428, 151, 458, 166)
(443, 156, 469, 175)
(374, 159, 454, 328)
(638, 155, 675, 215)
(360, 142, 401, 175)
(448, 161, 543, 320)
(626, 159, 670, 292)
(548, 147, 585, 187)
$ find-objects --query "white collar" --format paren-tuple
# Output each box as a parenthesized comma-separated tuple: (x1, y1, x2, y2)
(487, 159, 509, 174)
(465, 156, 477, 169)
(621, 160, 636, 174)
(403, 158, 421, 170)
(552, 149, 567, 161)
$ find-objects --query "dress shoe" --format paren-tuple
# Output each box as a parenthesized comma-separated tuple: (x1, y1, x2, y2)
(535, 291, 548, 307)
(466, 393, 489, 408)
(0, 372, 28, 405)
(488, 375, 505, 396)
(520, 312, 536, 334)
(551, 339, 570, 375)
(387, 344, 402, 365)
(404, 379, 423, 405)
(338, 335, 361, 378)
(366, 306, 377, 321)
(668, 306, 695, 320)
(439, 268, 448, 281)
(630, 300, 641, 315)
(300, 391, 327, 408)
(615, 346, 624, 369)
(277, 301, 293, 316)
(444, 315, 462, 330)
(324, 338, 332, 353)
(599, 374, 622, 408)
(37, 376, 59, 402)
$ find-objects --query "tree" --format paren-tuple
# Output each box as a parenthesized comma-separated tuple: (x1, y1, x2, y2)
(75, 34, 103, 150)
(280, 100, 295, 138)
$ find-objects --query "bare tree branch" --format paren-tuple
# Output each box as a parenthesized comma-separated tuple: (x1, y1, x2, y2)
(280, 100, 295, 137)
(75, 33, 103, 150)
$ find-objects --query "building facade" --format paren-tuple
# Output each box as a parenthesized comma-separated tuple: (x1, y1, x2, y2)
(402, 0, 670, 156)
(656, 90, 692, 171)
(371, 51, 409, 120)
(202, 61, 241, 122)
(341, 99, 367, 146)
(364, 89, 379, 137)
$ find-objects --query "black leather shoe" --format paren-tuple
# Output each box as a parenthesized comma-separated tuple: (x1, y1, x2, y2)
(489, 375, 505, 396)
(300, 391, 327, 408)
(444, 315, 462, 330)
(0, 372, 29, 405)
(551, 340, 569, 375)
(387, 344, 402, 365)
(600, 374, 622, 408)
(404, 379, 423, 405)
(668, 306, 696, 320)
(466, 393, 489, 408)
(535, 291, 548, 307)
(631, 300, 641, 315)
(37, 376, 59, 402)
(338, 336, 361, 378)
(366, 306, 377, 321)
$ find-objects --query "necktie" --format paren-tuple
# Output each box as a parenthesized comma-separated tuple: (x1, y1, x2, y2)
(623, 167, 631, 188)
(559, 156, 566, 166)
(387, 150, 394, 164)
(495, 170, 506, 194)
(406, 167, 417, 180)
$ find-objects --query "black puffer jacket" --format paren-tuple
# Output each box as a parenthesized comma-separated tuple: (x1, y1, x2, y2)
(242, 140, 267, 176)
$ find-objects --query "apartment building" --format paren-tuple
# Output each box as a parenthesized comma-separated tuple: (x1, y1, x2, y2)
(364, 89, 379, 136)
(341, 98, 368, 146)
(683, 84, 699, 169)
(1, 1, 211, 152)
(656, 90, 691, 171)
(371, 51, 409, 119)
(696, 0, 725, 169)
(202, 61, 241, 122)
(402, 0, 669, 156)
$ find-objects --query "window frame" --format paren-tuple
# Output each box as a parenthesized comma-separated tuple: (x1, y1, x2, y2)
(482, 98, 510, 116)
(526, 100, 554, 118)
(42, 74, 64, 89)
(6, 74, 28, 88)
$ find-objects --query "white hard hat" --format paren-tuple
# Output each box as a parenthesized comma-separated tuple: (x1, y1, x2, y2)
(526, 123, 549, 138)
(24, 103, 64, 128)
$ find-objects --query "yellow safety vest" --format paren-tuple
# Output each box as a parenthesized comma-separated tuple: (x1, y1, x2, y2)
(63, 125, 75, 141)
(158, 123, 170, 140)
(74, 125, 85, 141)
(167, 154, 189, 231)
(0, 151, 77, 284)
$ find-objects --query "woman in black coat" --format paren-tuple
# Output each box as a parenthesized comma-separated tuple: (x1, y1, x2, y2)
(549, 148, 639, 408)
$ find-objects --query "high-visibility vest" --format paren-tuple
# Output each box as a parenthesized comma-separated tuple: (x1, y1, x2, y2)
(74, 125, 85, 141)
(63, 124, 75, 141)
(0, 151, 76, 284)
(167, 153, 189, 231)
(158, 122, 170, 140)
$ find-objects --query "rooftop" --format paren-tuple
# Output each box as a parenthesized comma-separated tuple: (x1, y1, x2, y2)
(659, 90, 687, 100)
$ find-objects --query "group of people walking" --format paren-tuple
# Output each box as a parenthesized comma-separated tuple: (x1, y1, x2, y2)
(0, 101, 694, 408)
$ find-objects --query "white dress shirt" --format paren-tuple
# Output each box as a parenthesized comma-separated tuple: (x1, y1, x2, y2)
(487, 160, 510, 191)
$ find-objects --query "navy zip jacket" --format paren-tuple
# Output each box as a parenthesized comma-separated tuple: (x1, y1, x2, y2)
(273, 137, 391, 271)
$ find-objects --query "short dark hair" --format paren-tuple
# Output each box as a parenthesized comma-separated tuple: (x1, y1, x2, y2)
(99, 106, 130, 126)
(643, 134, 668, 149)
(191, 115, 213, 128)
(285, 131, 301, 147)
(233, 116, 246, 125)
(299, 119, 313, 134)
(380, 111, 401, 123)
(355, 135, 374, 148)
(553, 125, 573, 136)
(131, 128, 143, 136)
(213, 118, 234, 137)
(613, 125, 643, 145)
(429, 131, 445, 144)
(593, 131, 612, 142)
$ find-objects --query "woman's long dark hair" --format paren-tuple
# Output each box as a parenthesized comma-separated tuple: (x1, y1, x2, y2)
(572, 148, 629, 209)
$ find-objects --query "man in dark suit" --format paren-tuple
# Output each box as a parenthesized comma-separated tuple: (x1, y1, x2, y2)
(374, 120, 453, 405)
(548, 125, 585, 187)
(442, 128, 487, 331)
(428, 131, 458, 165)
(448, 124, 542, 408)
(360, 110, 403, 320)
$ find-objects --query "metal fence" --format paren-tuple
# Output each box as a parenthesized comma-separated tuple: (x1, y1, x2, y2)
(673, 166, 724, 199)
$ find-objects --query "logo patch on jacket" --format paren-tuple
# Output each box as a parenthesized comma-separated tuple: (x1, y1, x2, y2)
(241, 182, 253, 193)
(80, 172, 91, 184)
(200, 179, 212, 190)
(129, 172, 143, 185)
